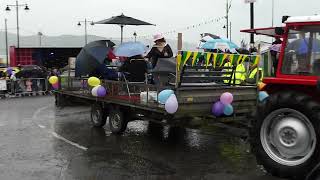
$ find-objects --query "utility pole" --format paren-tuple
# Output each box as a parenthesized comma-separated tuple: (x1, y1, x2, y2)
(5, 18, 9, 67)
(226, 0, 229, 39)
(271, 0, 274, 27)
(229, 22, 232, 41)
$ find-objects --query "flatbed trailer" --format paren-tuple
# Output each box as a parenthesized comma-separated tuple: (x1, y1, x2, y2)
(55, 55, 258, 133)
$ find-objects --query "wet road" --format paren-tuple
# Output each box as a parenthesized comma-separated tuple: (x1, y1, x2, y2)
(0, 96, 285, 180)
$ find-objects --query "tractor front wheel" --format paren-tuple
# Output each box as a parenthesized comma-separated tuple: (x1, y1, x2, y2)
(251, 92, 320, 179)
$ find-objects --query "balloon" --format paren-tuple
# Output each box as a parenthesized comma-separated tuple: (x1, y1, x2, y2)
(165, 94, 178, 114)
(10, 75, 16, 81)
(97, 86, 107, 97)
(91, 85, 100, 97)
(52, 82, 59, 90)
(212, 101, 224, 117)
(158, 89, 174, 104)
(220, 92, 233, 105)
(259, 91, 269, 102)
(223, 104, 234, 116)
(88, 77, 101, 87)
(49, 76, 58, 84)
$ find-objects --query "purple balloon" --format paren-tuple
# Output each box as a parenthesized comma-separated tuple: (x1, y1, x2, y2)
(52, 83, 59, 90)
(6, 67, 13, 76)
(97, 86, 107, 97)
(212, 101, 225, 117)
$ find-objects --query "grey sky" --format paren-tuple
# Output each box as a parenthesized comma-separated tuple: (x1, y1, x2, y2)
(1, 0, 320, 46)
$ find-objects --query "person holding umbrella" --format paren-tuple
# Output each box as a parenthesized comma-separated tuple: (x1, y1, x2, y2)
(115, 42, 149, 82)
(146, 34, 173, 69)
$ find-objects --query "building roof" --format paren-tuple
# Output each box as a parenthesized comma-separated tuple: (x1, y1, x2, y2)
(286, 15, 320, 23)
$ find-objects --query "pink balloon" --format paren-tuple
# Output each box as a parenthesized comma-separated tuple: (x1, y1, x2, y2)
(220, 92, 233, 105)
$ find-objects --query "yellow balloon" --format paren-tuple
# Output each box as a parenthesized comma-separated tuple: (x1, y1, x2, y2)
(88, 77, 101, 87)
(49, 76, 58, 84)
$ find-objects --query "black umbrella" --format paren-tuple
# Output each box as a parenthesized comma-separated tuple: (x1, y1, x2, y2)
(75, 40, 115, 77)
(95, 13, 155, 43)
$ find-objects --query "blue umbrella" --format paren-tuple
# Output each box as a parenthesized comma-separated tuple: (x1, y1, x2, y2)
(200, 38, 238, 51)
(287, 38, 320, 55)
(114, 42, 148, 57)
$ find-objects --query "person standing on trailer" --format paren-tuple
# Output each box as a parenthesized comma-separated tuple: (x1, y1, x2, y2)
(146, 34, 173, 69)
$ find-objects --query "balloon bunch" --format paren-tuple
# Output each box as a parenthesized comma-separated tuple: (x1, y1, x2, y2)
(48, 76, 59, 90)
(88, 77, 107, 97)
(158, 89, 178, 114)
(212, 92, 234, 117)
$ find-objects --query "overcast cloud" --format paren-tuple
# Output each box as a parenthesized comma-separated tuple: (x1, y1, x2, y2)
(0, 0, 319, 45)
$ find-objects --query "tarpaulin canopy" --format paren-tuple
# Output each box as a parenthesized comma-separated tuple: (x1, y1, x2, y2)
(241, 27, 284, 38)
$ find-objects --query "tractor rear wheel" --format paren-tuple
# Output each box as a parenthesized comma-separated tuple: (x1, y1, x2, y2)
(251, 92, 320, 179)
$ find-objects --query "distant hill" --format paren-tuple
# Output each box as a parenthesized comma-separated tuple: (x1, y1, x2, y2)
(0, 31, 197, 56)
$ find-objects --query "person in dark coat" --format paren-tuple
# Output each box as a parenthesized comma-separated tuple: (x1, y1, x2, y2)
(146, 34, 173, 69)
(119, 55, 148, 82)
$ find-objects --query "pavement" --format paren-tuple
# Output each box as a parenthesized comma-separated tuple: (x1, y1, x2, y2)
(0, 96, 286, 180)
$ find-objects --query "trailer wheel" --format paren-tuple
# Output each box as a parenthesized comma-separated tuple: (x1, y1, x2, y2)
(251, 92, 320, 179)
(109, 107, 128, 134)
(90, 104, 107, 127)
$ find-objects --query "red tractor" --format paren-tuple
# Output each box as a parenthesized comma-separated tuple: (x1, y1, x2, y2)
(242, 15, 320, 179)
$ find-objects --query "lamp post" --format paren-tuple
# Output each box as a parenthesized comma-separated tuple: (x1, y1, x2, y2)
(5, 0, 30, 48)
(133, 32, 137, 42)
(38, 32, 43, 46)
(77, 18, 94, 45)
(250, 2, 255, 47)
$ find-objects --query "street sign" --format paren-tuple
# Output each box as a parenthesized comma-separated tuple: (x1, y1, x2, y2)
(0, 80, 7, 91)
(244, 0, 256, 3)
(68, 57, 76, 69)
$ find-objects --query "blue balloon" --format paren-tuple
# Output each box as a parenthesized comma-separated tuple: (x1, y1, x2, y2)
(259, 91, 269, 102)
(223, 104, 234, 116)
(158, 89, 174, 104)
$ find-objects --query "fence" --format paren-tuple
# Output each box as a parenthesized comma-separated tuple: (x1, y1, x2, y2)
(0, 78, 50, 98)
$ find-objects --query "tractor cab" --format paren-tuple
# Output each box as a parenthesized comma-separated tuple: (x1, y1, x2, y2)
(242, 15, 320, 89)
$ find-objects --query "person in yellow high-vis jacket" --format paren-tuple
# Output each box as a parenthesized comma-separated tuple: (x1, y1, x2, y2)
(223, 61, 232, 84)
(232, 62, 246, 85)
(223, 60, 246, 85)
(246, 66, 263, 84)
